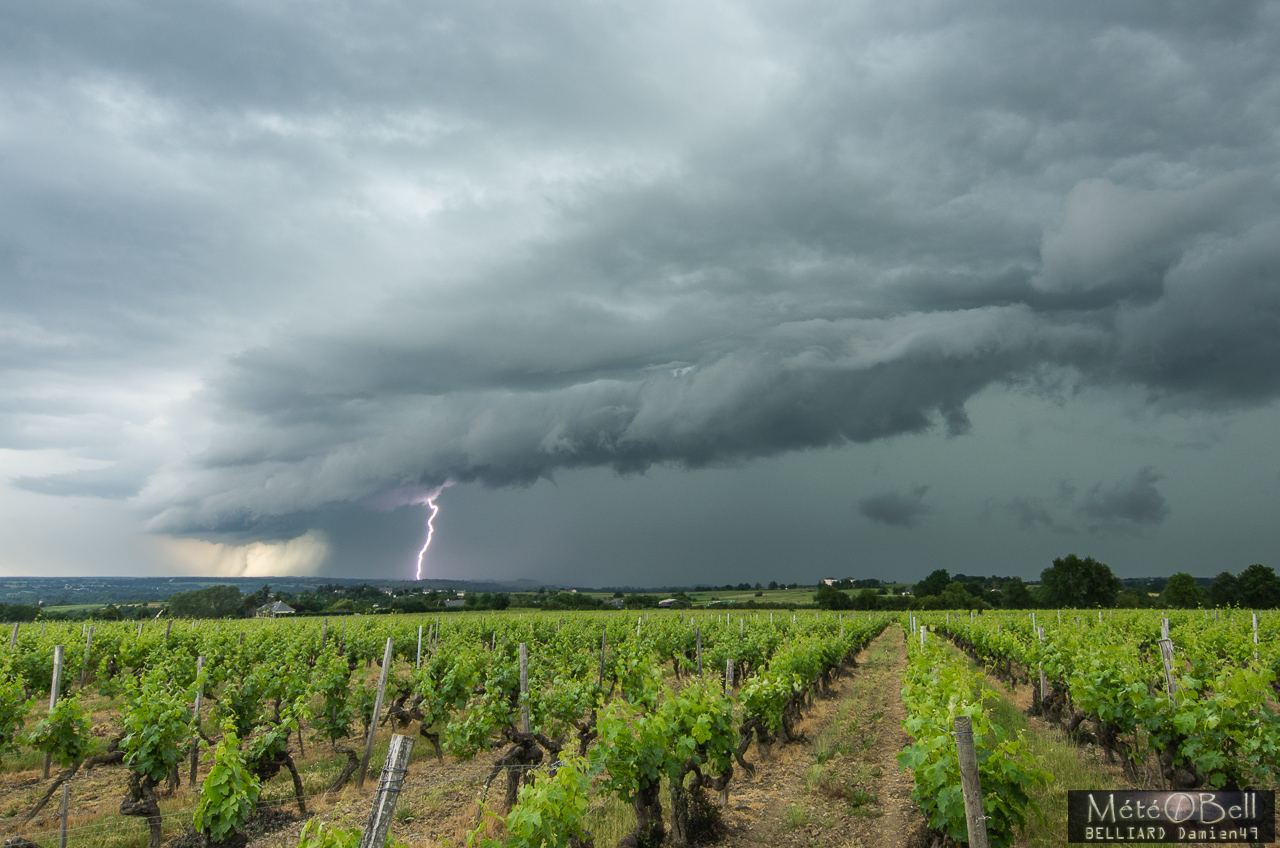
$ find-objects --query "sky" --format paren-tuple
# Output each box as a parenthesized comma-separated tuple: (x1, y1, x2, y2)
(2, 1, 1279, 588)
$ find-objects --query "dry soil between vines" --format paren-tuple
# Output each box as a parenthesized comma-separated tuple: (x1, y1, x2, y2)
(716, 623, 923, 848)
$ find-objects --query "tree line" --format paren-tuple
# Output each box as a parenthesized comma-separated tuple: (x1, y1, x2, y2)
(814, 555, 1280, 611)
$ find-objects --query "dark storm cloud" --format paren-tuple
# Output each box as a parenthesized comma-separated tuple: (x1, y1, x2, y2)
(1004, 497, 1065, 533)
(3, 1, 1278, 543)
(13, 460, 151, 499)
(859, 487, 932, 529)
(1079, 466, 1171, 532)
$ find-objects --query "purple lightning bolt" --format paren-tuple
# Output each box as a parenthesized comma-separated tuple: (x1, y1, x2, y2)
(414, 484, 449, 580)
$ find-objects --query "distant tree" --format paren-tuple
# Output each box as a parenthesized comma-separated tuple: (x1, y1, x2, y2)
(392, 594, 432, 613)
(913, 569, 951, 598)
(767, 581, 779, 590)
(753, 583, 763, 591)
(813, 586, 854, 610)
(877, 594, 914, 611)
(1237, 564, 1280, 608)
(248, 584, 272, 608)
(853, 588, 880, 610)
(166, 585, 249, 619)
(624, 595, 660, 610)
(917, 582, 991, 610)
(1114, 588, 1154, 608)
(1206, 571, 1241, 608)
(1039, 554, 1121, 608)
(1161, 573, 1202, 609)
(0, 604, 41, 622)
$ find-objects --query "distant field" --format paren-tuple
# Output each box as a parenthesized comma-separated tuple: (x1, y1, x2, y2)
(39, 602, 162, 613)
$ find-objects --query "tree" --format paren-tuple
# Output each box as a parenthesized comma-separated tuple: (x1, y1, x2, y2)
(166, 585, 248, 619)
(853, 588, 880, 610)
(913, 569, 951, 598)
(1161, 573, 1202, 609)
(1207, 571, 1241, 608)
(1039, 554, 1121, 608)
(767, 581, 778, 590)
(1237, 564, 1280, 608)
(1115, 588, 1157, 608)
(813, 586, 854, 610)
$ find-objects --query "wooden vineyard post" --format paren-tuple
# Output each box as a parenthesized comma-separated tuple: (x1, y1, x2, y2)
(1254, 613, 1260, 662)
(359, 734, 415, 848)
(519, 642, 530, 735)
(190, 655, 205, 786)
(696, 627, 702, 674)
(358, 637, 395, 789)
(1157, 638, 1179, 703)
(598, 630, 607, 688)
(44, 644, 64, 778)
(725, 659, 734, 693)
(416, 626, 423, 670)
(954, 716, 990, 848)
(321, 618, 328, 651)
(920, 625, 927, 648)
(9, 622, 17, 649)
(1037, 627, 1047, 703)
(59, 781, 70, 848)
(79, 626, 95, 688)
(165, 619, 173, 641)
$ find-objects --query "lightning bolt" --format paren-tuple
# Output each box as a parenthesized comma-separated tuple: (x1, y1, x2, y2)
(414, 484, 450, 580)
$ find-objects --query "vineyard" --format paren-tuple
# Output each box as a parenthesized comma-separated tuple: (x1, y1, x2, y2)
(0, 608, 1276, 848)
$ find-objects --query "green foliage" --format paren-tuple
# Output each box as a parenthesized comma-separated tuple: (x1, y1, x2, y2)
(120, 667, 194, 784)
(1161, 573, 1202, 609)
(0, 669, 31, 754)
(312, 652, 357, 744)
(1000, 578, 1033, 609)
(166, 584, 249, 619)
(899, 639, 1050, 848)
(195, 725, 261, 842)
(296, 819, 409, 848)
(1237, 563, 1280, 608)
(1207, 571, 1241, 608)
(25, 693, 92, 768)
(813, 586, 855, 610)
(913, 569, 951, 599)
(474, 756, 595, 848)
(1039, 554, 1120, 608)
(739, 672, 796, 734)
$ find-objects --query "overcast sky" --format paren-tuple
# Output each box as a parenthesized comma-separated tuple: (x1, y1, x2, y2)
(2, 1, 1279, 588)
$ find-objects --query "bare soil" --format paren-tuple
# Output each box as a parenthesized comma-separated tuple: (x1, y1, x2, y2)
(716, 624, 924, 848)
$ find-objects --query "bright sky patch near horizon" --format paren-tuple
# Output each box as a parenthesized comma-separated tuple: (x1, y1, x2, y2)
(2, 2, 1278, 587)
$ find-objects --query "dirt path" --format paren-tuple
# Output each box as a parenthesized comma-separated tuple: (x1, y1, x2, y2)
(717, 624, 923, 848)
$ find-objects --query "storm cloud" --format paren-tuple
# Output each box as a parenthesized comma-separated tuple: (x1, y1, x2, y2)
(1079, 467, 1171, 532)
(860, 487, 932, 529)
(3, 1, 1279, 580)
